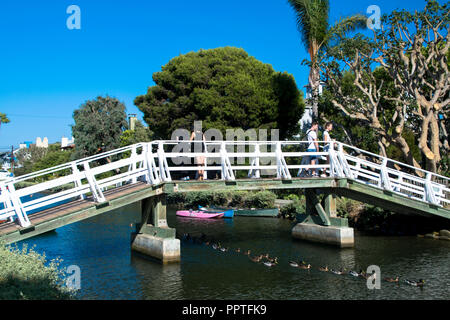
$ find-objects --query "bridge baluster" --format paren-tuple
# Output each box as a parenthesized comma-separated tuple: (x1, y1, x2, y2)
(83, 162, 106, 203)
(5, 183, 30, 228)
(71, 163, 86, 200)
(157, 142, 172, 182)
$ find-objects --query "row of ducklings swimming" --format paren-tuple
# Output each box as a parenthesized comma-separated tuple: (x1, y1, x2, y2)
(182, 234, 425, 287)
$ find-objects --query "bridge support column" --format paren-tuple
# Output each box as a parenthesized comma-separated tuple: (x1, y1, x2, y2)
(292, 190, 354, 248)
(131, 194, 180, 263)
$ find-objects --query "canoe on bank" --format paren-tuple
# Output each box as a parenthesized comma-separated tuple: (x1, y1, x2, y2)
(176, 210, 224, 219)
(211, 206, 279, 217)
(198, 206, 234, 218)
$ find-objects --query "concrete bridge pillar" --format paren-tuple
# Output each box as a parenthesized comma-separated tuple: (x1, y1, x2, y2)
(131, 195, 180, 263)
(292, 190, 354, 248)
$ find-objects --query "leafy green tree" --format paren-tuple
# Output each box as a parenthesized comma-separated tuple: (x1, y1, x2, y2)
(32, 144, 73, 174)
(120, 120, 153, 147)
(72, 96, 128, 159)
(14, 144, 74, 178)
(0, 113, 10, 127)
(287, 0, 367, 119)
(134, 47, 305, 139)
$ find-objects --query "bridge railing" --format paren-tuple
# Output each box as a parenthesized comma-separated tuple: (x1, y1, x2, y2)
(336, 142, 450, 207)
(0, 140, 448, 228)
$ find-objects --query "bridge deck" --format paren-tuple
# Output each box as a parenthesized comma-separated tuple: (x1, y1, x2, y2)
(1, 177, 449, 244)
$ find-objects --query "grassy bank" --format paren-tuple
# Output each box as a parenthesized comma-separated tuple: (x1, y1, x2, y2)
(0, 243, 74, 300)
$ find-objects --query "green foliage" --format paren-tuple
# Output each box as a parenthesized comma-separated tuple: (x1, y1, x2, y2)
(14, 144, 74, 180)
(135, 47, 305, 139)
(72, 96, 128, 159)
(120, 120, 153, 147)
(0, 243, 74, 300)
(318, 88, 379, 153)
(242, 190, 276, 209)
(167, 190, 277, 209)
(0, 112, 10, 126)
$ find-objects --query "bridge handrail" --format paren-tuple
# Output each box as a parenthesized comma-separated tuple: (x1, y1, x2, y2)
(338, 142, 450, 182)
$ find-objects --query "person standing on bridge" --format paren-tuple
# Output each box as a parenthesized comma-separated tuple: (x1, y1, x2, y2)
(306, 121, 320, 177)
(190, 126, 206, 180)
(322, 122, 333, 177)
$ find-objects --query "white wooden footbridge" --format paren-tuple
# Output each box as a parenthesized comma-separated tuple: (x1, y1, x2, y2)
(0, 140, 449, 249)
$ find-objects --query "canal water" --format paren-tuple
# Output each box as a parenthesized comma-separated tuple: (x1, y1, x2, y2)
(18, 204, 450, 300)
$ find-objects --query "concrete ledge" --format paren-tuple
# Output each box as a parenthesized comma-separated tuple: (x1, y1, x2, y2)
(292, 223, 354, 248)
(131, 234, 180, 263)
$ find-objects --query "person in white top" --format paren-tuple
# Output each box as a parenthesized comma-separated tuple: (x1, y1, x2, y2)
(306, 121, 319, 177)
(322, 122, 333, 177)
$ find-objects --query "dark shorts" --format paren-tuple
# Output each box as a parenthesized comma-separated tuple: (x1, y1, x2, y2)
(307, 148, 318, 160)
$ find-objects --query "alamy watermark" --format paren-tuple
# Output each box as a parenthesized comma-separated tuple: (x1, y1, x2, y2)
(171, 120, 279, 167)
(367, 5, 381, 30)
(366, 265, 381, 290)
(66, 265, 81, 290)
(66, 5, 81, 30)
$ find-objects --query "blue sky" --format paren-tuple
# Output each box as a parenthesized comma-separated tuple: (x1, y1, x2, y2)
(0, 0, 433, 149)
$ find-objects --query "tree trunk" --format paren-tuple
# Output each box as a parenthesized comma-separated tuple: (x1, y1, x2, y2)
(308, 42, 320, 120)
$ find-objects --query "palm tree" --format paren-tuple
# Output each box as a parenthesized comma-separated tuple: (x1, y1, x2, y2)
(287, 0, 367, 119)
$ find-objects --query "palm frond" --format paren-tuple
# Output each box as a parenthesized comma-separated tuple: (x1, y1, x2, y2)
(325, 14, 368, 47)
(287, 0, 330, 52)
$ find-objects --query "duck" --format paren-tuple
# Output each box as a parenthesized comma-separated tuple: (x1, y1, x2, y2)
(330, 269, 345, 275)
(211, 243, 219, 250)
(299, 263, 311, 270)
(235, 248, 241, 253)
(405, 279, 425, 287)
(384, 276, 399, 283)
(358, 270, 368, 279)
(349, 270, 360, 277)
(289, 261, 300, 268)
(250, 255, 264, 263)
(220, 247, 228, 252)
(318, 266, 329, 272)
(244, 250, 251, 256)
(263, 258, 278, 267)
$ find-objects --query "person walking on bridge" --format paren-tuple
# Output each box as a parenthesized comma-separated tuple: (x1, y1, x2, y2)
(306, 121, 320, 177)
(190, 126, 206, 180)
(322, 122, 333, 177)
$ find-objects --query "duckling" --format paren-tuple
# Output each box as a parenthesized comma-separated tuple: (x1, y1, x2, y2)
(289, 261, 300, 268)
(244, 250, 251, 256)
(358, 269, 368, 279)
(384, 276, 399, 283)
(405, 279, 425, 287)
(349, 270, 359, 277)
(250, 255, 263, 263)
(330, 269, 345, 275)
(235, 248, 241, 253)
(266, 256, 277, 263)
(299, 263, 311, 270)
(263, 258, 278, 267)
(318, 266, 329, 272)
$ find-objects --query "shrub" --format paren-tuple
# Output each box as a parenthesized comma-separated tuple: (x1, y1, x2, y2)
(243, 191, 276, 209)
(0, 243, 74, 300)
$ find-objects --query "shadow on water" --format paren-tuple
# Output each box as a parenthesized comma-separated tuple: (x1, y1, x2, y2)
(16, 204, 450, 300)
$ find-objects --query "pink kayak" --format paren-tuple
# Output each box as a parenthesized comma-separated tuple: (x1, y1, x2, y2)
(176, 210, 224, 219)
